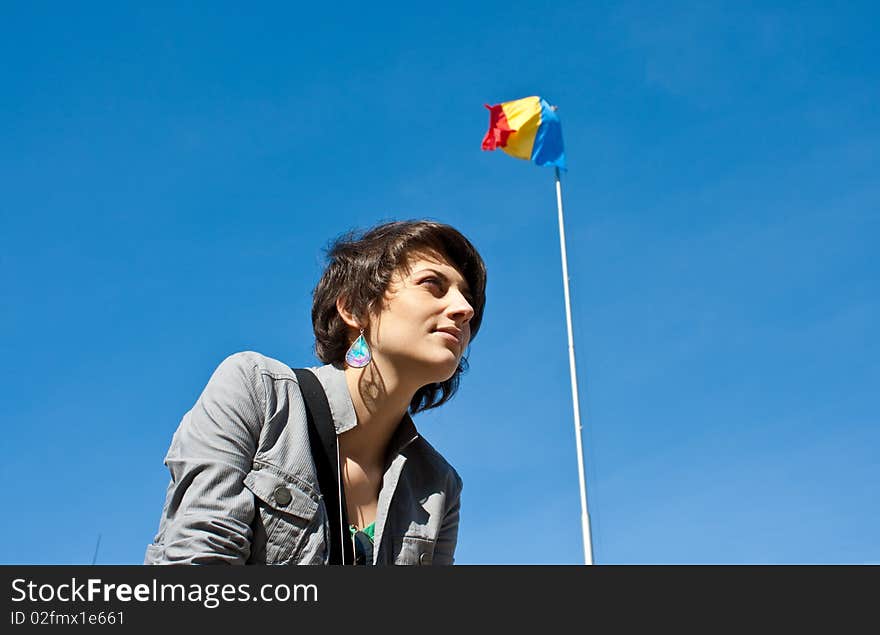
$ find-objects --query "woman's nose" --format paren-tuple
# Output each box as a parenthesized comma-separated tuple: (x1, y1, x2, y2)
(447, 288, 475, 324)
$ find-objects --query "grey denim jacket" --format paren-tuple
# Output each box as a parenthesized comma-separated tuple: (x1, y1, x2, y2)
(144, 351, 462, 565)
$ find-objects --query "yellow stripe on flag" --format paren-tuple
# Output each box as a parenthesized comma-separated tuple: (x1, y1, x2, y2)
(500, 96, 541, 160)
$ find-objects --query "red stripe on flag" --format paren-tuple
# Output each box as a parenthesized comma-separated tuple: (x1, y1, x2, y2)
(481, 104, 516, 151)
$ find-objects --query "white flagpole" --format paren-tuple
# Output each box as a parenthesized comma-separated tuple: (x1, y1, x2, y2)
(554, 165, 594, 565)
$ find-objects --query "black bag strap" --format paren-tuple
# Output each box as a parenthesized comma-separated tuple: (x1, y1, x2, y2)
(292, 368, 352, 565)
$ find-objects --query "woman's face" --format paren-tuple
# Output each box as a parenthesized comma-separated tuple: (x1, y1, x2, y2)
(366, 250, 475, 386)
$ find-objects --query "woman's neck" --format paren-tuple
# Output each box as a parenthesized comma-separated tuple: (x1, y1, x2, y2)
(341, 358, 417, 466)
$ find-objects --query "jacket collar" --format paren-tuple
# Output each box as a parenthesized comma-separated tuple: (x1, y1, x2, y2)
(388, 412, 420, 457)
(309, 362, 358, 434)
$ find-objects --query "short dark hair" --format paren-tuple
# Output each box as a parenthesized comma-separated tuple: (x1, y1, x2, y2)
(312, 220, 487, 414)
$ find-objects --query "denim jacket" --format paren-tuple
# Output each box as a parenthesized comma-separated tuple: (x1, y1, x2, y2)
(144, 351, 462, 565)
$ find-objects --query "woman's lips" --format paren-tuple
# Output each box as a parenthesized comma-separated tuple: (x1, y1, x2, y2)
(435, 331, 460, 345)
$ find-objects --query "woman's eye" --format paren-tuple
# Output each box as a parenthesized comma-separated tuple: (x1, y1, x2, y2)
(421, 277, 441, 288)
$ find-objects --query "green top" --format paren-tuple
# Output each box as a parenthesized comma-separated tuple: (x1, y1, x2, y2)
(349, 522, 376, 543)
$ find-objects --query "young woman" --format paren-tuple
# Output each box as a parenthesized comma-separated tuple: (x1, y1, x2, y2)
(144, 220, 487, 565)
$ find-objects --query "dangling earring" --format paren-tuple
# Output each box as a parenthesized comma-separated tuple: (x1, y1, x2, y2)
(345, 328, 372, 368)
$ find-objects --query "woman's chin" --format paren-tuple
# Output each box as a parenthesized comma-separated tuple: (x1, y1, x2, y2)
(393, 349, 461, 384)
(431, 354, 462, 382)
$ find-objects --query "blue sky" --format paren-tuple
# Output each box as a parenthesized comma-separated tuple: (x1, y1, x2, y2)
(2, 1, 877, 564)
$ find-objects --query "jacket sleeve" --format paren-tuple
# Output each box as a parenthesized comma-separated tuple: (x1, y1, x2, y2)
(150, 352, 266, 564)
(433, 473, 463, 565)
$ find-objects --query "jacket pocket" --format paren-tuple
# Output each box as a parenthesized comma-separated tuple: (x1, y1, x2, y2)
(143, 543, 166, 565)
(244, 467, 319, 564)
(393, 535, 436, 566)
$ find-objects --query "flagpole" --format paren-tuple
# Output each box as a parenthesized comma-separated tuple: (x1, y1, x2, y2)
(554, 166, 594, 565)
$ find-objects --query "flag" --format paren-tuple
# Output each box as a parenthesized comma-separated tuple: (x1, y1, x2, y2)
(481, 96, 566, 170)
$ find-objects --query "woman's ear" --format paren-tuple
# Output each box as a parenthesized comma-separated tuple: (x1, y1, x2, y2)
(336, 296, 363, 330)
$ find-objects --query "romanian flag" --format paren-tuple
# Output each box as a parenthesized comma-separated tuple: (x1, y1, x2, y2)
(481, 96, 566, 170)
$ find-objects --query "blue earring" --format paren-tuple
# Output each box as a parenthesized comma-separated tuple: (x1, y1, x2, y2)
(345, 328, 372, 368)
